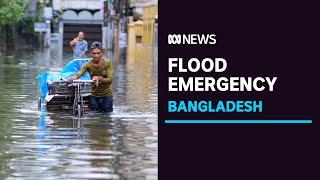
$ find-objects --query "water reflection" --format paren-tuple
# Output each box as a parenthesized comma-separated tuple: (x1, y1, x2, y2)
(0, 43, 158, 179)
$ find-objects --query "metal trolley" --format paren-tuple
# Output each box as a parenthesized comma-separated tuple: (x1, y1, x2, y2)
(41, 80, 94, 118)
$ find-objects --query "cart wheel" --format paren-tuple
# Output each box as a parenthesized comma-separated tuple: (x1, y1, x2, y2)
(38, 98, 41, 110)
(78, 104, 81, 119)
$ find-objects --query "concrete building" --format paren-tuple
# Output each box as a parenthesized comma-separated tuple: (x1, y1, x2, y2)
(52, 0, 104, 47)
(51, 0, 157, 62)
(127, 0, 158, 62)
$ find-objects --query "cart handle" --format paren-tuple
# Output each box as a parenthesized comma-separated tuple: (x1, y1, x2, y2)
(72, 80, 95, 83)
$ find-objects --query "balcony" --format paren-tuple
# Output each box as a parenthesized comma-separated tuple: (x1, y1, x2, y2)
(53, 0, 102, 11)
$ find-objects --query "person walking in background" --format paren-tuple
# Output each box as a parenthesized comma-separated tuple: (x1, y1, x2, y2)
(70, 32, 88, 58)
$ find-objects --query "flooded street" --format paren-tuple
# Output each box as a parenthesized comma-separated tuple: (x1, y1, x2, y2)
(0, 46, 158, 179)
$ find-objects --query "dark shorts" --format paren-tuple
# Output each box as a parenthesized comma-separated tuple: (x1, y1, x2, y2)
(90, 96, 113, 113)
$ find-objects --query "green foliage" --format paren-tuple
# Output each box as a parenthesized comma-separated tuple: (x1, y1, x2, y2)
(0, 0, 29, 26)
(16, 15, 36, 35)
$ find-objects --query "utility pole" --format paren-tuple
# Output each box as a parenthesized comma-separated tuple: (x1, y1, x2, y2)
(102, 0, 129, 61)
(103, 0, 115, 59)
(44, 1, 52, 48)
(118, 0, 128, 63)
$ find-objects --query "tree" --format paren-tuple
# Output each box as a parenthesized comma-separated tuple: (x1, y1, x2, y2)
(0, 0, 29, 50)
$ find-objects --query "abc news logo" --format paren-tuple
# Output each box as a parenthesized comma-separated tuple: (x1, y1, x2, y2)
(168, 34, 216, 45)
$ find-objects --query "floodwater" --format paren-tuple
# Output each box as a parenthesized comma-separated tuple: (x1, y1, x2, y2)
(0, 45, 158, 179)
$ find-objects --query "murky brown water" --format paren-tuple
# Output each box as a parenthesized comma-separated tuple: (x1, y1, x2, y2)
(0, 47, 158, 179)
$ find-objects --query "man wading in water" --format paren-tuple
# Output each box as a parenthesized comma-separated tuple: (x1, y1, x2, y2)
(68, 42, 113, 112)
(70, 32, 88, 58)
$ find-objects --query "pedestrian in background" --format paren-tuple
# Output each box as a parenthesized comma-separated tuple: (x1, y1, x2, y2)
(70, 32, 88, 58)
